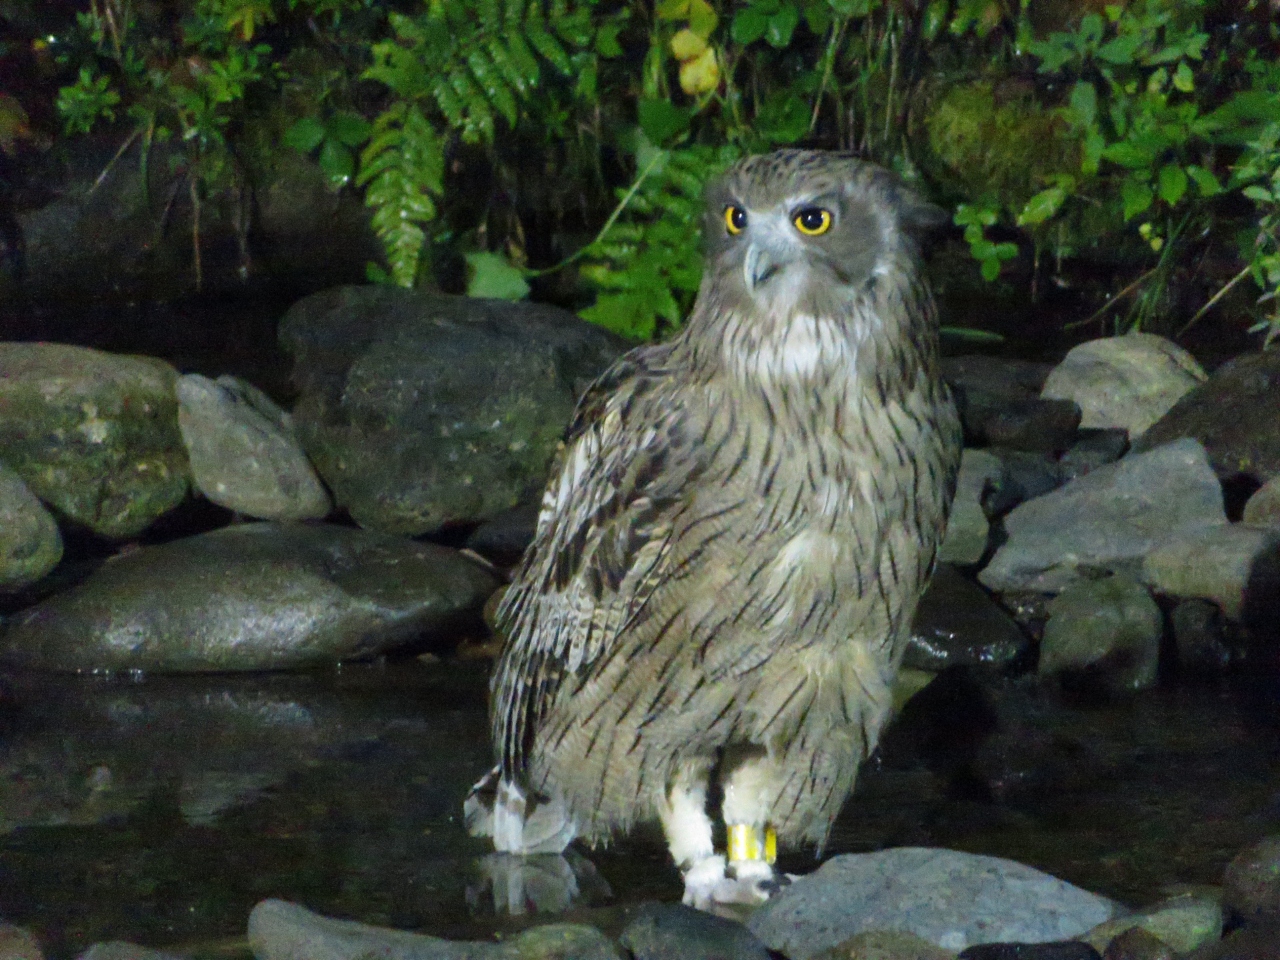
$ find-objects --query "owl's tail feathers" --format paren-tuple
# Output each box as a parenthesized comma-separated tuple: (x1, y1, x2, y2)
(464, 766, 578, 855)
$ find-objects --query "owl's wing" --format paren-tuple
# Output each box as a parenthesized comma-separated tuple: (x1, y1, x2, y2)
(492, 342, 705, 776)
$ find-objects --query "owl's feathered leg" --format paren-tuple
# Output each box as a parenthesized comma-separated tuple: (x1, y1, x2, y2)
(717, 750, 788, 903)
(657, 758, 727, 909)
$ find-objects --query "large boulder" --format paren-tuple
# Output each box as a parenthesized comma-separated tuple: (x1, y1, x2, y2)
(1040, 333, 1205, 440)
(280, 287, 626, 536)
(0, 460, 62, 589)
(0, 343, 189, 539)
(1135, 349, 1280, 483)
(0, 523, 497, 673)
(979, 439, 1226, 593)
(177, 373, 331, 520)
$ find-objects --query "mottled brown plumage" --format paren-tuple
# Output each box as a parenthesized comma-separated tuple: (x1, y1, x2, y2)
(469, 150, 962, 907)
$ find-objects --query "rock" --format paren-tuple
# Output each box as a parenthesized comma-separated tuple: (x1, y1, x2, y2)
(953, 389, 1082, 453)
(177, 373, 330, 520)
(619, 902, 771, 960)
(1223, 834, 1280, 922)
(810, 929, 957, 959)
(906, 565, 1030, 672)
(1060, 430, 1130, 481)
(1038, 575, 1162, 691)
(280, 287, 625, 535)
(747, 848, 1118, 958)
(942, 356, 1054, 399)
(956, 944, 1100, 959)
(247, 898, 623, 960)
(1170, 600, 1232, 673)
(0, 924, 43, 960)
(1244, 476, 1280, 526)
(984, 450, 1067, 517)
(75, 945, 184, 960)
(0, 461, 62, 589)
(1135, 349, 1280, 484)
(0, 523, 497, 673)
(1142, 524, 1280, 620)
(979, 439, 1226, 593)
(0, 343, 189, 538)
(1040, 334, 1205, 440)
(1082, 891, 1222, 955)
(1100, 927, 1173, 960)
(465, 503, 540, 565)
(939, 450, 1002, 565)
(1182, 924, 1280, 959)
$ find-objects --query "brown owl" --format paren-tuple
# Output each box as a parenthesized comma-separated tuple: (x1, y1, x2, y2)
(467, 149, 962, 908)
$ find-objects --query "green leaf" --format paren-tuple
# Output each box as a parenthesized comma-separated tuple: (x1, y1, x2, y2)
(1122, 179, 1154, 220)
(465, 251, 531, 300)
(757, 90, 810, 144)
(1097, 32, 1141, 65)
(1017, 185, 1068, 226)
(1104, 141, 1155, 170)
(639, 98, 693, 143)
(1243, 185, 1276, 204)
(766, 4, 801, 47)
(1173, 60, 1195, 93)
(1068, 80, 1097, 129)
(318, 139, 355, 185)
(1186, 165, 1221, 196)
(1083, 128, 1106, 174)
(980, 256, 1002, 281)
(284, 116, 326, 152)
(596, 22, 624, 57)
(732, 8, 769, 45)
(922, 0, 947, 41)
(1157, 164, 1188, 205)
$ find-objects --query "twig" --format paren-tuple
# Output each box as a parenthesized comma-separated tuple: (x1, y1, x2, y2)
(1177, 262, 1253, 338)
(89, 126, 141, 195)
(809, 19, 847, 136)
(1063, 268, 1157, 331)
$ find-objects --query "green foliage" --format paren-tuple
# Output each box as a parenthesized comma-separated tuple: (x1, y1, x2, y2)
(1234, 122, 1280, 348)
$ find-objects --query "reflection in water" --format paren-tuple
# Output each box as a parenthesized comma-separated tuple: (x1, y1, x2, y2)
(0, 661, 1277, 958)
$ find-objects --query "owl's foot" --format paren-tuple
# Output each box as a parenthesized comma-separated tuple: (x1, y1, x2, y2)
(681, 855, 789, 909)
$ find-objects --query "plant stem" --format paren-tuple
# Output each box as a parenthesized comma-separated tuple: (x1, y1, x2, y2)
(1177, 262, 1252, 338)
(1064, 267, 1157, 331)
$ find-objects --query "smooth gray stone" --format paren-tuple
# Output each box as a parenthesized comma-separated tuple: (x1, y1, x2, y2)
(178, 373, 331, 520)
(620, 902, 772, 960)
(907, 564, 1029, 672)
(0, 460, 62, 590)
(748, 848, 1118, 958)
(0, 523, 497, 673)
(980, 439, 1226, 593)
(1039, 575, 1162, 692)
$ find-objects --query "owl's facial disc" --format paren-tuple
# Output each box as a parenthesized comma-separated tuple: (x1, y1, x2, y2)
(740, 213, 806, 295)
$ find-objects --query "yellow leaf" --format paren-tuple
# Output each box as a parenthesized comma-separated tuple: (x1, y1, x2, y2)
(670, 28, 707, 62)
(678, 46, 719, 96)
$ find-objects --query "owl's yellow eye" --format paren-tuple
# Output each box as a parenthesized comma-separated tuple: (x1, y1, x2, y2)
(793, 207, 832, 236)
(724, 205, 747, 235)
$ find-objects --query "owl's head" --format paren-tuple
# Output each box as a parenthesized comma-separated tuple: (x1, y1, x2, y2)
(702, 150, 944, 317)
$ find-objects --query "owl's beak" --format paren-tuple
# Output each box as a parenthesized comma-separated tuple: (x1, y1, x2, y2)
(743, 233, 797, 293)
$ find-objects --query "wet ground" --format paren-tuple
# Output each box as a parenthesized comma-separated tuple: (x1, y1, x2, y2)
(0, 659, 1277, 959)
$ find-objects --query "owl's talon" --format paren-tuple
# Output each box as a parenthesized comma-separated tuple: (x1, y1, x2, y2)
(713, 858, 785, 904)
(681, 854, 728, 910)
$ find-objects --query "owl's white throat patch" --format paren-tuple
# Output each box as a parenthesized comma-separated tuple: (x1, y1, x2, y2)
(724, 310, 857, 383)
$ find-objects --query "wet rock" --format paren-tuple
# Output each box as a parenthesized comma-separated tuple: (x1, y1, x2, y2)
(941, 356, 1054, 400)
(952, 390, 1082, 453)
(906, 565, 1029, 672)
(0, 523, 497, 673)
(984, 450, 1067, 517)
(1243, 476, 1280, 526)
(1223, 834, 1280, 923)
(1100, 927, 1173, 960)
(1082, 891, 1222, 955)
(619, 902, 771, 960)
(1060, 430, 1130, 481)
(465, 503, 540, 565)
(811, 930, 957, 959)
(1135, 349, 1280, 484)
(939, 450, 1002, 565)
(0, 462, 62, 590)
(1182, 924, 1280, 959)
(956, 944, 1100, 959)
(1040, 334, 1205, 440)
(280, 287, 625, 536)
(247, 898, 623, 960)
(1170, 600, 1232, 673)
(1039, 575, 1162, 692)
(747, 848, 1117, 958)
(177, 374, 330, 521)
(979, 439, 1226, 593)
(0, 343, 189, 538)
(0, 923, 43, 960)
(1142, 524, 1280, 620)
(76, 945, 184, 960)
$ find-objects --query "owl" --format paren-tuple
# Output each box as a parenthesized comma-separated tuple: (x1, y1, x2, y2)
(467, 149, 962, 908)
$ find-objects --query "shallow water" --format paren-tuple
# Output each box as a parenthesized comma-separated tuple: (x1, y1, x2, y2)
(0, 660, 1276, 959)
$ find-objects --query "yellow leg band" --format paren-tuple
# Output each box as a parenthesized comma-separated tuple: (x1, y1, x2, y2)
(727, 824, 777, 864)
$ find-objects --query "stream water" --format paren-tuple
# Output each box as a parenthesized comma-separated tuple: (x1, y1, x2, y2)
(0, 658, 1276, 959)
